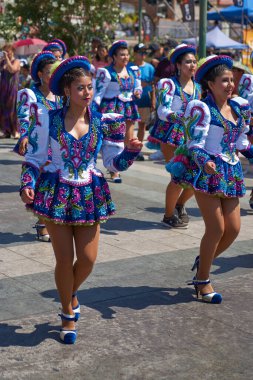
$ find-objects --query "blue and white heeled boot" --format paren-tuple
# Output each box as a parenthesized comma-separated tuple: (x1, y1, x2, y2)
(188, 278, 222, 304)
(72, 292, 80, 322)
(59, 312, 77, 344)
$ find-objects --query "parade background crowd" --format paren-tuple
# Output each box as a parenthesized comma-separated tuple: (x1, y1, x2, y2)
(1, 15, 253, 344)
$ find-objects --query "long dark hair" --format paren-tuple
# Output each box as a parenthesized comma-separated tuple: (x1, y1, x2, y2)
(200, 64, 232, 98)
(175, 52, 195, 77)
(95, 44, 109, 62)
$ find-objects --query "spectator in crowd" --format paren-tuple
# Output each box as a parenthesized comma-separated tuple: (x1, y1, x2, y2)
(148, 42, 164, 68)
(19, 63, 32, 89)
(0, 44, 20, 138)
(133, 43, 155, 161)
(92, 44, 110, 71)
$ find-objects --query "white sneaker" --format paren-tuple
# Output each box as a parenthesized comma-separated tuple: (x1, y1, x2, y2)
(149, 150, 164, 161)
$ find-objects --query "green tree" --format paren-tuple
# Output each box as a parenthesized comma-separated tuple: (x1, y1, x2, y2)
(0, 13, 19, 43)
(5, 0, 120, 54)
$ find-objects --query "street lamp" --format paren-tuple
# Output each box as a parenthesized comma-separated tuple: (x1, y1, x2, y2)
(138, 0, 142, 43)
(199, 0, 207, 58)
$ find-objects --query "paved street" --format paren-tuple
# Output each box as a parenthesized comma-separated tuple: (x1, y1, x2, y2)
(0, 137, 252, 380)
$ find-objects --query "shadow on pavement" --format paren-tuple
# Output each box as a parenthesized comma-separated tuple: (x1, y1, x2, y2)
(42, 285, 194, 320)
(0, 232, 35, 245)
(145, 206, 202, 218)
(0, 184, 19, 193)
(0, 160, 22, 166)
(212, 253, 253, 275)
(0, 322, 59, 347)
(101, 218, 165, 234)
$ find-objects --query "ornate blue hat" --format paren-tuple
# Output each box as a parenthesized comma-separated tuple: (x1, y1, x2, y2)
(108, 40, 128, 57)
(30, 51, 56, 83)
(195, 55, 233, 83)
(169, 44, 196, 64)
(42, 42, 62, 53)
(51, 38, 67, 57)
(49, 56, 91, 96)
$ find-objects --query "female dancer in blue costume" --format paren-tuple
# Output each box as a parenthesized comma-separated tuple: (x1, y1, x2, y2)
(167, 55, 253, 303)
(150, 44, 201, 228)
(42, 41, 64, 61)
(15, 51, 62, 242)
(20, 56, 142, 343)
(94, 40, 142, 182)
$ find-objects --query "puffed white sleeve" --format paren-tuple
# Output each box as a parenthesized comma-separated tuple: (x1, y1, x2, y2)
(156, 78, 176, 121)
(100, 113, 140, 172)
(184, 100, 213, 171)
(238, 74, 253, 112)
(93, 68, 111, 106)
(20, 104, 50, 193)
(231, 97, 253, 161)
(14, 89, 37, 155)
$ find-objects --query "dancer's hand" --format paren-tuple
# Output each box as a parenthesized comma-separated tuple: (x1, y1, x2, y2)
(134, 90, 141, 99)
(126, 138, 143, 151)
(204, 161, 216, 175)
(21, 188, 35, 204)
(19, 137, 28, 155)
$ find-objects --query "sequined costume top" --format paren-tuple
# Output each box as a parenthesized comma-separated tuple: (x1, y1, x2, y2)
(93, 64, 142, 105)
(149, 76, 201, 146)
(167, 95, 253, 197)
(17, 85, 62, 141)
(20, 105, 140, 225)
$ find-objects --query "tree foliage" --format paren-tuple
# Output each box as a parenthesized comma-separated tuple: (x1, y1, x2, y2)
(0, 12, 18, 43)
(4, 0, 120, 54)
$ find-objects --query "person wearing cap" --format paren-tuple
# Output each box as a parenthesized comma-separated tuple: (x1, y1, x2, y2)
(15, 51, 62, 243)
(167, 54, 253, 303)
(19, 56, 142, 344)
(150, 44, 201, 228)
(94, 40, 142, 182)
(148, 42, 164, 68)
(133, 43, 155, 160)
(42, 42, 63, 61)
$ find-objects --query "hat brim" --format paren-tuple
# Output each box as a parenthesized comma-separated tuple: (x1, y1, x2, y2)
(49, 56, 91, 96)
(51, 39, 67, 57)
(170, 46, 196, 64)
(109, 40, 128, 57)
(195, 55, 233, 83)
(43, 43, 62, 54)
(233, 61, 252, 75)
(31, 51, 56, 82)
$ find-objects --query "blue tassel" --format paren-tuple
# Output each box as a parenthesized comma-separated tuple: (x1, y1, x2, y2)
(166, 161, 186, 177)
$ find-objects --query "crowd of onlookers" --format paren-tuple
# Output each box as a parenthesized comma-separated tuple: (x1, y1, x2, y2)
(0, 36, 178, 148)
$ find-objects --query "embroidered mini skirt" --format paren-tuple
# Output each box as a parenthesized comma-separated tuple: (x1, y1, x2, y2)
(149, 119, 185, 147)
(99, 97, 140, 122)
(26, 171, 116, 225)
(172, 155, 245, 198)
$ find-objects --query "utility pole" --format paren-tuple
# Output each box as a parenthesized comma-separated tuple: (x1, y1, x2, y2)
(138, 0, 142, 43)
(199, 0, 207, 58)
